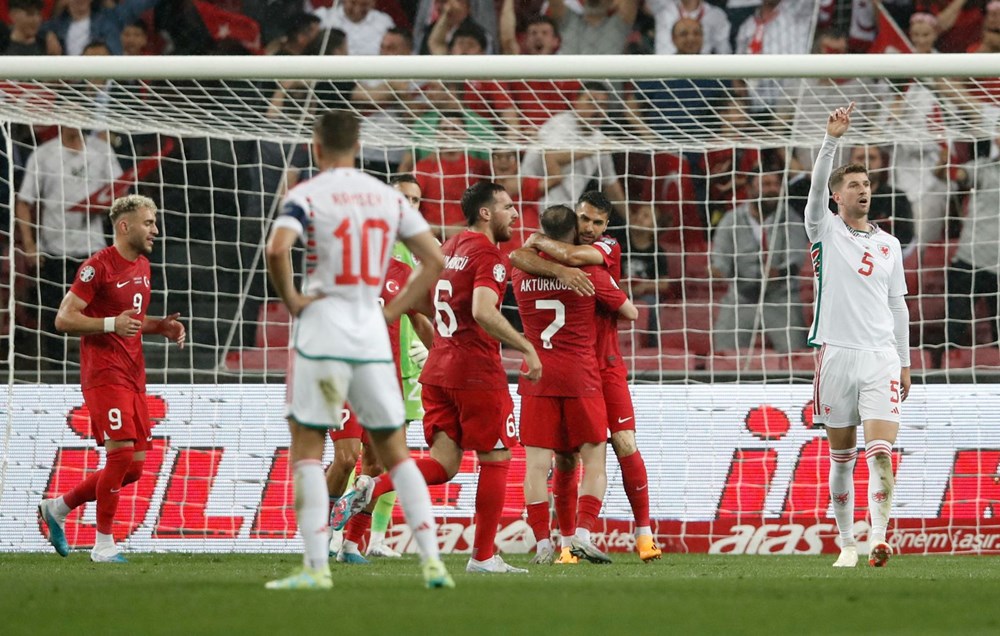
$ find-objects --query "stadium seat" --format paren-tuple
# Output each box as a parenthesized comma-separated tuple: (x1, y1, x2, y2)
(787, 350, 817, 372)
(224, 348, 289, 372)
(625, 347, 693, 372)
(908, 348, 935, 371)
(943, 346, 1000, 370)
(256, 302, 292, 348)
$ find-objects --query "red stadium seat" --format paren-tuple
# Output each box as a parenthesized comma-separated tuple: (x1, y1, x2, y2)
(624, 347, 693, 372)
(943, 346, 1000, 370)
(256, 302, 291, 348)
(908, 348, 935, 371)
(224, 348, 289, 372)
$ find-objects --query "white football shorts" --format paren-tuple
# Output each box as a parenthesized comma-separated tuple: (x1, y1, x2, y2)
(286, 354, 405, 430)
(813, 344, 902, 428)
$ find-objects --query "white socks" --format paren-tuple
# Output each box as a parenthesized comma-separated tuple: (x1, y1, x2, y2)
(829, 448, 858, 546)
(293, 460, 329, 571)
(575, 528, 591, 543)
(635, 525, 652, 538)
(866, 440, 895, 543)
(390, 459, 440, 563)
(94, 531, 115, 548)
(53, 496, 71, 519)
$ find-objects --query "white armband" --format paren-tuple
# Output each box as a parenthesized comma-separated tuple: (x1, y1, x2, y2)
(104, 316, 116, 333)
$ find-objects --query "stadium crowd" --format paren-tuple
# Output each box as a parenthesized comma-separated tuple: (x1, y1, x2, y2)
(2, 0, 999, 375)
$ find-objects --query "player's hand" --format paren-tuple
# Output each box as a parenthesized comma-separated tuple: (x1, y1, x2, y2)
(408, 338, 429, 368)
(900, 367, 911, 402)
(288, 293, 322, 318)
(827, 102, 855, 138)
(523, 232, 542, 249)
(115, 308, 142, 338)
(557, 265, 594, 296)
(521, 347, 542, 382)
(157, 312, 186, 349)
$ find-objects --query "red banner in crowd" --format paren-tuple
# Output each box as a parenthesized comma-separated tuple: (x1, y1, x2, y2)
(867, 3, 913, 54)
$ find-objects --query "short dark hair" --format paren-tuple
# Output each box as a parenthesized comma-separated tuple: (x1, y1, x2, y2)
(828, 163, 868, 191)
(461, 181, 506, 227)
(285, 12, 321, 40)
(580, 80, 612, 95)
(540, 205, 577, 241)
(525, 15, 559, 37)
(307, 28, 347, 55)
(10, 0, 44, 12)
(385, 27, 413, 47)
(391, 174, 419, 187)
(124, 19, 148, 31)
(577, 190, 613, 217)
(449, 22, 487, 53)
(83, 40, 110, 54)
(313, 110, 360, 154)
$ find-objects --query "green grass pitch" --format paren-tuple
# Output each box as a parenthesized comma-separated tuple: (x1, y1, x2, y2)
(2, 553, 999, 635)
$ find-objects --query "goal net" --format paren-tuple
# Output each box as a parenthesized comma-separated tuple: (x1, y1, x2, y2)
(2, 55, 999, 556)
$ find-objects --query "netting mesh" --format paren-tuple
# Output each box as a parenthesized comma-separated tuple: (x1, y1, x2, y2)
(2, 60, 999, 554)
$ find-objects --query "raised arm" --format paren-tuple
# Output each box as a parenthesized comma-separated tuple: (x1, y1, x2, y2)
(499, 0, 520, 54)
(805, 103, 854, 240)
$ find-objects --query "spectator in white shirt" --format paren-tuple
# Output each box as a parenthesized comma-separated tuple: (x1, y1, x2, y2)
(521, 81, 628, 218)
(647, 0, 732, 54)
(313, 0, 394, 56)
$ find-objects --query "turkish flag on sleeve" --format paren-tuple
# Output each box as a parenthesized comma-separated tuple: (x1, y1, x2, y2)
(866, 3, 913, 54)
(194, 1, 262, 53)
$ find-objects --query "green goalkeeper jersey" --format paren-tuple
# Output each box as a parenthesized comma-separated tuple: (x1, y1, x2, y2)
(393, 242, 424, 421)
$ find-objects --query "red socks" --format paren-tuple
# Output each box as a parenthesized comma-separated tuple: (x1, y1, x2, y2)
(576, 494, 603, 532)
(345, 511, 372, 547)
(552, 465, 579, 539)
(96, 447, 134, 535)
(526, 501, 550, 543)
(64, 459, 144, 510)
(618, 451, 651, 528)
(473, 459, 510, 562)
(371, 457, 450, 500)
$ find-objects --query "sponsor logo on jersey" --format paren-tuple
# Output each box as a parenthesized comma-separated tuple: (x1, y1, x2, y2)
(832, 492, 850, 506)
(493, 264, 507, 283)
(79, 266, 96, 282)
(116, 281, 130, 288)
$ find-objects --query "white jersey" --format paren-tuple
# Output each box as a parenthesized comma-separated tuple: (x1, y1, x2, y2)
(804, 135, 908, 353)
(18, 135, 123, 257)
(273, 167, 430, 362)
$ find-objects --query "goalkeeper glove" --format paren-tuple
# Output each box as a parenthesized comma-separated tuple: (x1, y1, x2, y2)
(408, 339, 429, 368)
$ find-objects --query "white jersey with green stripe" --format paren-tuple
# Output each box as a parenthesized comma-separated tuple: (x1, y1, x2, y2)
(805, 135, 908, 352)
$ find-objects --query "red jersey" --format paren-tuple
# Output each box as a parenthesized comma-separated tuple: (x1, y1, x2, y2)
(420, 230, 508, 390)
(589, 235, 624, 370)
(382, 257, 413, 384)
(69, 246, 151, 392)
(513, 261, 627, 396)
(415, 154, 490, 231)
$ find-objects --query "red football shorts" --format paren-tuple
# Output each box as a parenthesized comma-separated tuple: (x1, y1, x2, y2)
(83, 386, 151, 451)
(422, 384, 516, 452)
(328, 404, 368, 443)
(602, 365, 636, 434)
(519, 395, 607, 452)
